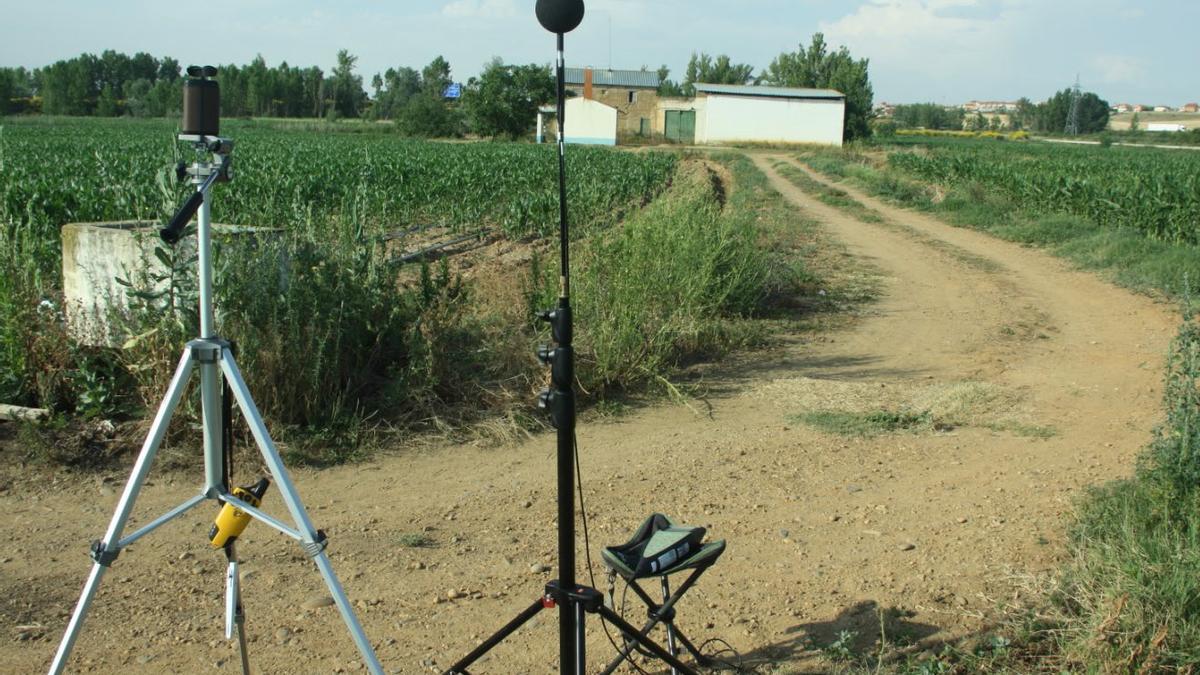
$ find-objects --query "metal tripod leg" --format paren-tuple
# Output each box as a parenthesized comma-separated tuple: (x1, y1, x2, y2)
(48, 350, 196, 675)
(225, 543, 251, 675)
(219, 349, 384, 675)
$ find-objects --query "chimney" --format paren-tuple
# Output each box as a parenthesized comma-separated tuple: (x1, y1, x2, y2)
(584, 67, 594, 100)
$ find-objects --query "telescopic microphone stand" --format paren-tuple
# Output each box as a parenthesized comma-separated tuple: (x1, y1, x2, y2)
(443, 16, 698, 675)
(47, 134, 385, 675)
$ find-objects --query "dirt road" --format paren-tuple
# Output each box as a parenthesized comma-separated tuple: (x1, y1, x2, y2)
(0, 152, 1180, 673)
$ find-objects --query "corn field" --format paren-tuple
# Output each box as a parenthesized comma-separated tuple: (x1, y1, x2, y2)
(0, 117, 677, 273)
(0, 117, 679, 427)
(887, 140, 1200, 245)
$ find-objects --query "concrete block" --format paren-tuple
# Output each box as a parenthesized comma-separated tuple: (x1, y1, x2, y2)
(61, 221, 282, 347)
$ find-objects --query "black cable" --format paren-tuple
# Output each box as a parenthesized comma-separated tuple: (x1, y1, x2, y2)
(575, 432, 651, 675)
(696, 637, 755, 673)
(222, 378, 233, 489)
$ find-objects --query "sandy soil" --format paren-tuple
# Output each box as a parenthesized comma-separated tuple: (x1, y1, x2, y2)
(0, 153, 1180, 674)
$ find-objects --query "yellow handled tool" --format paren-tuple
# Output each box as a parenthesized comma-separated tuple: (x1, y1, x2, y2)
(209, 478, 270, 548)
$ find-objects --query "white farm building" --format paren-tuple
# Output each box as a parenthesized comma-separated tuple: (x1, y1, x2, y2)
(537, 98, 619, 146)
(680, 83, 846, 146)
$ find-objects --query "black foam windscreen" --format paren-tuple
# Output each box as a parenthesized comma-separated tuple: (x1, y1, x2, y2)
(536, 0, 585, 34)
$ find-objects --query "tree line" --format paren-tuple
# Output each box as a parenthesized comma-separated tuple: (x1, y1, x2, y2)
(1, 34, 876, 141)
(889, 89, 1111, 135)
(0, 49, 554, 139)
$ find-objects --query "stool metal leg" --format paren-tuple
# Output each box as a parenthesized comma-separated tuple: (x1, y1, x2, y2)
(661, 577, 680, 675)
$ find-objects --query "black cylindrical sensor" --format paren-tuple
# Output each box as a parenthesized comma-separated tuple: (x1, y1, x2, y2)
(536, 0, 585, 33)
(182, 78, 220, 136)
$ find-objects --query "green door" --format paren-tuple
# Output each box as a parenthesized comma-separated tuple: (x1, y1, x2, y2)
(665, 110, 680, 142)
(679, 110, 696, 144)
(665, 110, 696, 144)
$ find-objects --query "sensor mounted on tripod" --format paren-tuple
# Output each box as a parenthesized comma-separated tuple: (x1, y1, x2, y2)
(182, 65, 220, 136)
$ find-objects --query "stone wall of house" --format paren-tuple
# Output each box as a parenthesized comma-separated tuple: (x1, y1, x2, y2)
(588, 88, 660, 136)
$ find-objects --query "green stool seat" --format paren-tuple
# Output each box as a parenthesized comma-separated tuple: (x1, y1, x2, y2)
(602, 514, 726, 580)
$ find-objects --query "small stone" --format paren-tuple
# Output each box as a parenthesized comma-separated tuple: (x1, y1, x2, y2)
(447, 589, 463, 600)
(522, 501, 533, 508)
(957, 517, 968, 524)
(900, 543, 916, 552)
(779, 529, 790, 539)
(136, 654, 154, 664)
(301, 594, 335, 610)
(847, 485, 863, 494)
(178, 552, 194, 561)
(408, 561, 425, 570)
(530, 563, 551, 574)
(274, 628, 292, 644)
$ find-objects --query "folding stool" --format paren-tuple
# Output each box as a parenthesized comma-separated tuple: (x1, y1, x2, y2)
(600, 514, 726, 675)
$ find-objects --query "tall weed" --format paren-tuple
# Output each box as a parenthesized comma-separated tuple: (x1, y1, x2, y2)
(573, 162, 778, 392)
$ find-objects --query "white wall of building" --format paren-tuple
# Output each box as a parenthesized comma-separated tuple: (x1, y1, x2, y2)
(563, 98, 618, 146)
(697, 95, 844, 146)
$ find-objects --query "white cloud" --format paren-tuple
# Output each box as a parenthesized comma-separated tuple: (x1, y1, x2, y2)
(1091, 54, 1145, 85)
(818, 0, 1029, 99)
(442, 0, 516, 19)
(821, 0, 1017, 61)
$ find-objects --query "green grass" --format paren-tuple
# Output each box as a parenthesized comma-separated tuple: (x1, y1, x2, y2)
(397, 533, 435, 548)
(792, 409, 933, 437)
(772, 161, 885, 223)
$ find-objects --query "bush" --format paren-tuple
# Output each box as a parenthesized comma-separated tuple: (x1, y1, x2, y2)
(572, 163, 776, 392)
(1142, 319, 1200, 510)
(118, 231, 482, 432)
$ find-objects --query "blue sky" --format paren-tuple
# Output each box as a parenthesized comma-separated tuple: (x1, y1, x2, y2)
(1, 0, 1196, 105)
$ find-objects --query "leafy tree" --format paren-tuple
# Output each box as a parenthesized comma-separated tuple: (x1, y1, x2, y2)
(371, 66, 422, 119)
(40, 56, 97, 115)
(656, 65, 684, 97)
(1008, 97, 1036, 131)
(967, 112, 988, 132)
(328, 49, 367, 119)
(396, 94, 462, 138)
(892, 103, 964, 130)
(462, 58, 554, 139)
(123, 79, 154, 117)
(681, 53, 755, 96)
(0, 70, 14, 115)
(1036, 88, 1109, 134)
(763, 33, 875, 141)
(96, 85, 120, 117)
(1130, 112, 1141, 132)
(157, 57, 181, 83)
(421, 56, 453, 98)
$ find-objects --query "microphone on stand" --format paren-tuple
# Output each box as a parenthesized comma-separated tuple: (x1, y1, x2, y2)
(536, 0, 585, 34)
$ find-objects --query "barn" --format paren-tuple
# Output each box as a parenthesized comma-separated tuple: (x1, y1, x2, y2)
(688, 83, 846, 146)
(537, 98, 619, 146)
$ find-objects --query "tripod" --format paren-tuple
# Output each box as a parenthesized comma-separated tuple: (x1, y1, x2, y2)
(445, 4, 700, 673)
(47, 133, 385, 675)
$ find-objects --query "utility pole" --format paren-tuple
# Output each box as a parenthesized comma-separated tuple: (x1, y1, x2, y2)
(1065, 74, 1083, 136)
